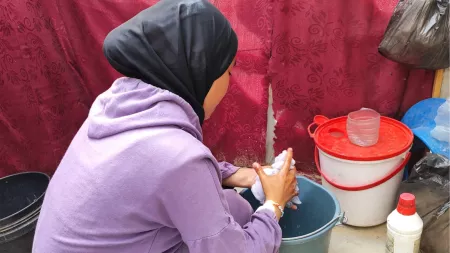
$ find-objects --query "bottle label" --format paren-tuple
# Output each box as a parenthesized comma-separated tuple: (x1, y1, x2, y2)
(386, 232, 394, 253)
(413, 238, 420, 253)
(386, 231, 421, 253)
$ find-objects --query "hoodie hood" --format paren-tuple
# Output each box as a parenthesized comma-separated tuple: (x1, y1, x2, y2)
(87, 77, 202, 140)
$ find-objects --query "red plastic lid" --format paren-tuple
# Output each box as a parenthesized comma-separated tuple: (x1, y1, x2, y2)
(397, 193, 416, 216)
(313, 116, 413, 161)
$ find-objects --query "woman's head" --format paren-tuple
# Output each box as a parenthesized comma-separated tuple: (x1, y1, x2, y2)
(103, 0, 238, 124)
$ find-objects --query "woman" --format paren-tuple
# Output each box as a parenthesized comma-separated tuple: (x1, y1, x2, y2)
(32, 0, 298, 252)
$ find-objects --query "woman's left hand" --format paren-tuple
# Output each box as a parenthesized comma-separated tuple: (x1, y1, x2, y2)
(222, 168, 258, 188)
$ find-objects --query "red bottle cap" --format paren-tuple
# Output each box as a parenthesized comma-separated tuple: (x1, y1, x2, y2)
(397, 193, 416, 216)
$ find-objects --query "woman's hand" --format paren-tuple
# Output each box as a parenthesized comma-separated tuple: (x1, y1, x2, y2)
(253, 148, 298, 219)
(222, 168, 257, 188)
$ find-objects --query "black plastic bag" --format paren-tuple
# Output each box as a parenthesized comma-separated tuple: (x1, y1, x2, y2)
(379, 0, 449, 70)
(398, 154, 449, 253)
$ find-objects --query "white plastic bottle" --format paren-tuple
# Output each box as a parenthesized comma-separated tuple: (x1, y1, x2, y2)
(386, 193, 423, 253)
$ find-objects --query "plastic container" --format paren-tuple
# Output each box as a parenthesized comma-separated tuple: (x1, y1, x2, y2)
(308, 115, 413, 226)
(347, 108, 381, 147)
(434, 98, 450, 127)
(0, 172, 49, 253)
(241, 176, 344, 253)
(431, 126, 450, 142)
(401, 98, 448, 157)
(431, 98, 450, 143)
(386, 193, 423, 253)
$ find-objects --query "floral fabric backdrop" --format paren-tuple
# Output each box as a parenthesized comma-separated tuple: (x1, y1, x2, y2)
(269, 0, 434, 179)
(0, 0, 434, 177)
(0, 0, 270, 177)
(202, 0, 272, 166)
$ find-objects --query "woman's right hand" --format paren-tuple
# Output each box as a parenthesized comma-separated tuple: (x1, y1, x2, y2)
(253, 148, 298, 219)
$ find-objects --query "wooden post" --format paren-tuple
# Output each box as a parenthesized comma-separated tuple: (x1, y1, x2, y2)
(432, 69, 444, 98)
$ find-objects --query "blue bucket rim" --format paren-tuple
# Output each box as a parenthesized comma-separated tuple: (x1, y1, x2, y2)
(241, 176, 342, 242)
(243, 176, 345, 243)
(281, 176, 341, 242)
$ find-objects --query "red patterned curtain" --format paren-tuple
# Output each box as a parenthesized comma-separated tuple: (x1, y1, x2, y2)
(269, 0, 434, 179)
(0, 0, 89, 176)
(203, 0, 272, 166)
(0, 0, 270, 177)
(0, 0, 433, 178)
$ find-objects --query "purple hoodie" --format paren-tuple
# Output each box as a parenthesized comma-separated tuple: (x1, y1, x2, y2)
(32, 78, 282, 253)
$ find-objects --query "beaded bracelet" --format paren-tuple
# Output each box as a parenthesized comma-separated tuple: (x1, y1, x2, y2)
(266, 200, 284, 217)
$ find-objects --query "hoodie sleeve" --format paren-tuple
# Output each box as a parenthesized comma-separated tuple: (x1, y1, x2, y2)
(161, 159, 282, 253)
(217, 161, 239, 179)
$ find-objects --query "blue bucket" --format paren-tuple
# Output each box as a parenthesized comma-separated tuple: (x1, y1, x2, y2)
(241, 176, 342, 253)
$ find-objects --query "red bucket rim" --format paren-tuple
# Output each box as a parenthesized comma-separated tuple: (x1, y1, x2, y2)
(310, 116, 413, 161)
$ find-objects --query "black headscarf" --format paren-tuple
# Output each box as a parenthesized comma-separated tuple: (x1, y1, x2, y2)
(103, 0, 238, 124)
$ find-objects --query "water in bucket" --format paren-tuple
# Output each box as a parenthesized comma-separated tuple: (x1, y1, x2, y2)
(241, 176, 341, 253)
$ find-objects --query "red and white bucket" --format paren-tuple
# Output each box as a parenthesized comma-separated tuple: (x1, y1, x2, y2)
(308, 115, 413, 227)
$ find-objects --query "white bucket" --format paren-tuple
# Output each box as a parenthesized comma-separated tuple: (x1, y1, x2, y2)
(308, 115, 413, 227)
(316, 148, 410, 227)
